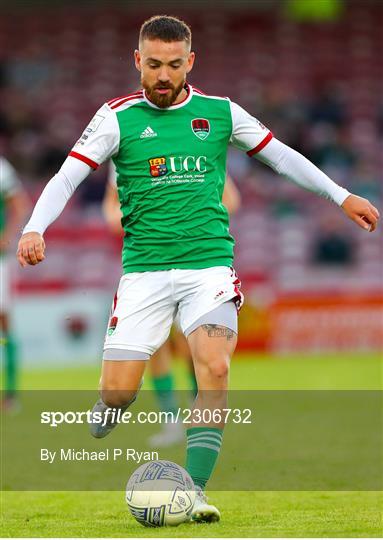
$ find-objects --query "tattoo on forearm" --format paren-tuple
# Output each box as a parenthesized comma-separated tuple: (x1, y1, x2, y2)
(202, 324, 234, 340)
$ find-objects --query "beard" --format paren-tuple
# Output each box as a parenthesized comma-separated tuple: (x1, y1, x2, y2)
(142, 78, 186, 108)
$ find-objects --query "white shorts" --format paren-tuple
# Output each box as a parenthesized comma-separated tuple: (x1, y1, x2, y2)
(103, 266, 243, 359)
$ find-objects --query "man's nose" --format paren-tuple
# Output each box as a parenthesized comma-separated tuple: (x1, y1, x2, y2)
(158, 66, 170, 82)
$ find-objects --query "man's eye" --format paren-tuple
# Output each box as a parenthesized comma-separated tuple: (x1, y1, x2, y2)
(149, 64, 159, 69)
(171, 65, 181, 69)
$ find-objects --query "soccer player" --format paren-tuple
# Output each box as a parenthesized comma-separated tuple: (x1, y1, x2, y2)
(17, 15, 379, 522)
(103, 162, 241, 447)
(1, 156, 29, 410)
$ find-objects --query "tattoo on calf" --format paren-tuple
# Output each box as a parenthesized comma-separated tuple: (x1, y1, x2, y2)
(202, 324, 234, 340)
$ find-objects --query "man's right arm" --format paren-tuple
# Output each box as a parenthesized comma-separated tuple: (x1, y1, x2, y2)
(17, 103, 120, 267)
(17, 157, 91, 266)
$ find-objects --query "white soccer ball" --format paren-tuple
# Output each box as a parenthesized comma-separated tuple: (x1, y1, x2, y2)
(126, 460, 196, 527)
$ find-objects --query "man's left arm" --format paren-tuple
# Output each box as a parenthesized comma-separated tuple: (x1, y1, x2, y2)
(229, 101, 379, 232)
(257, 137, 379, 232)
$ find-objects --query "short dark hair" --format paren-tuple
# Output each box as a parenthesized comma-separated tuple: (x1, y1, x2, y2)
(139, 15, 192, 48)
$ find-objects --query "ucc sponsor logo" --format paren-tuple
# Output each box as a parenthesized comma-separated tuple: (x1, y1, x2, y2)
(149, 155, 207, 177)
(169, 155, 207, 173)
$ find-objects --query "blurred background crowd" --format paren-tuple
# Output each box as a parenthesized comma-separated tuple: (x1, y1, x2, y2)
(1, 0, 382, 363)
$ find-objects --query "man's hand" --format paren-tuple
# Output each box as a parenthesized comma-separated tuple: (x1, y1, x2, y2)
(341, 194, 380, 232)
(17, 232, 46, 267)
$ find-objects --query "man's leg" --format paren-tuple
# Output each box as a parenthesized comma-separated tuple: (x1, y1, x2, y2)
(150, 341, 178, 416)
(90, 358, 146, 438)
(173, 329, 198, 398)
(101, 358, 146, 406)
(185, 302, 238, 522)
(148, 340, 184, 447)
(91, 271, 177, 438)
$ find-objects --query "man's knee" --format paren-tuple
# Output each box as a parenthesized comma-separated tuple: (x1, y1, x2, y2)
(101, 388, 138, 408)
(100, 357, 146, 407)
(208, 357, 230, 379)
(100, 376, 143, 408)
(196, 350, 230, 379)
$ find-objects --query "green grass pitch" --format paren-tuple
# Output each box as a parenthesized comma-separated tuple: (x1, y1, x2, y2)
(1, 352, 382, 537)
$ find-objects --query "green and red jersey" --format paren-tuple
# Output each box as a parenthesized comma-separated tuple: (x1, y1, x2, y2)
(70, 84, 273, 272)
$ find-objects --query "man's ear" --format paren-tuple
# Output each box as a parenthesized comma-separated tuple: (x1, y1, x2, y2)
(134, 49, 141, 72)
(186, 51, 195, 74)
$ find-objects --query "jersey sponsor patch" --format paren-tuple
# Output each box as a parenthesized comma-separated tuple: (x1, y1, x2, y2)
(191, 118, 210, 140)
(85, 114, 105, 134)
(149, 157, 168, 177)
(75, 113, 106, 147)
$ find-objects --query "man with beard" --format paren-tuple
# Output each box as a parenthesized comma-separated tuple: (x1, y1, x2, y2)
(18, 15, 379, 524)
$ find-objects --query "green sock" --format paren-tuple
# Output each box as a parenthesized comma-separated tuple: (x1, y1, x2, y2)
(4, 333, 18, 396)
(186, 427, 223, 490)
(151, 373, 178, 414)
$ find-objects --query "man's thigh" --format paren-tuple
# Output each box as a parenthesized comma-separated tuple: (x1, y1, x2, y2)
(176, 266, 243, 337)
(103, 271, 177, 360)
(187, 319, 237, 392)
(187, 319, 238, 360)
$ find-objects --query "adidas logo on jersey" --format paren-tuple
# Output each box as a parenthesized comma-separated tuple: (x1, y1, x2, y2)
(140, 126, 158, 139)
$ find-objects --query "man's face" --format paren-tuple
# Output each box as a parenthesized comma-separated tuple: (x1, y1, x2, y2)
(135, 39, 195, 108)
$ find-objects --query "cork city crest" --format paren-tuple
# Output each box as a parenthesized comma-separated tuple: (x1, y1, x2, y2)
(107, 316, 118, 336)
(149, 157, 168, 177)
(191, 118, 210, 140)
